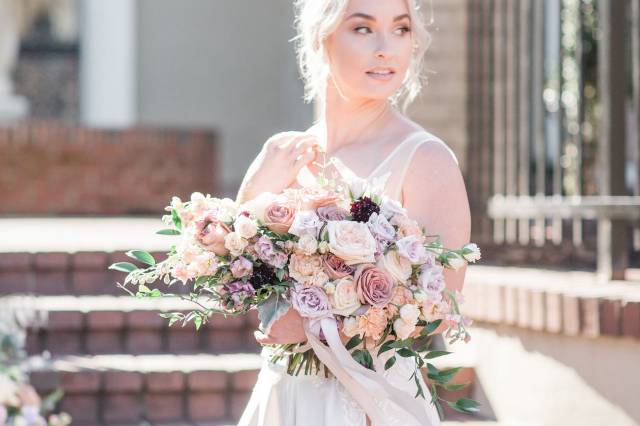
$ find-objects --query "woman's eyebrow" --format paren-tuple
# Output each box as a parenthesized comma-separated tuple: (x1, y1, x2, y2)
(346, 12, 411, 22)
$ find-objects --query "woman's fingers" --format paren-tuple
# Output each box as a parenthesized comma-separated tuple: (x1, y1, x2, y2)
(254, 330, 277, 345)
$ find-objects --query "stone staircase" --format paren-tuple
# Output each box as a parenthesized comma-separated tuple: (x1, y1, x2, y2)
(0, 218, 484, 425)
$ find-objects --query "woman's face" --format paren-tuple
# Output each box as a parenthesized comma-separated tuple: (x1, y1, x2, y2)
(324, 0, 413, 101)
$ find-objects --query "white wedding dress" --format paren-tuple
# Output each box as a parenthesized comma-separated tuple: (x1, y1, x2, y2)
(238, 130, 444, 426)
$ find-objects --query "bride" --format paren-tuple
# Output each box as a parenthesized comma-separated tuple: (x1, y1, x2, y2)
(234, 0, 471, 424)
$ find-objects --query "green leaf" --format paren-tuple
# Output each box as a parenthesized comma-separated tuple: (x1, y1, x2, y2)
(422, 319, 442, 336)
(257, 292, 291, 334)
(446, 397, 480, 414)
(125, 250, 156, 266)
(425, 350, 452, 359)
(194, 315, 203, 330)
(377, 339, 395, 356)
(384, 356, 396, 370)
(345, 334, 362, 350)
(351, 349, 374, 370)
(172, 209, 182, 230)
(443, 382, 470, 392)
(397, 348, 415, 358)
(108, 262, 138, 273)
(156, 228, 181, 235)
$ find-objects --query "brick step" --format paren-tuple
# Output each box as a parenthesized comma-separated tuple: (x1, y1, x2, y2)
(27, 353, 261, 425)
(18, 295, 261, 355)
(26, 353, 479, 426)
(0, 250, 178, 296)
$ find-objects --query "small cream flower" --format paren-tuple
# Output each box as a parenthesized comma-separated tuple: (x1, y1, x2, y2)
(297, 234, 319, 255)
(399, 304, 420, 325)
(224, 232, 248, 257)
(393, 317, 416, 339)
(234, 214, 258, 239)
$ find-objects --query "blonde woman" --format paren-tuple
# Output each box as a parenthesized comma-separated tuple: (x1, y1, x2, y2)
(236, 0, 470, 424)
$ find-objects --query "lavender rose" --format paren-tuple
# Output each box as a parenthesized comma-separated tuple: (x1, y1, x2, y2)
(291, 285, 331, 318)
(354, 264, 395, 308)
(230, 256, 253, 278)
(317, 204, 349, 222)
(225, 280, 256, 306)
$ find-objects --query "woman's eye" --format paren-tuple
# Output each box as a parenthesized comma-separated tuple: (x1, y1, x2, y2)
(354, 26, 371, 34)
(398, 26, 411, 35)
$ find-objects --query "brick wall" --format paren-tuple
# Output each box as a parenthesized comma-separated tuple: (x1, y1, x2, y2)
(0, 121, 219, 215)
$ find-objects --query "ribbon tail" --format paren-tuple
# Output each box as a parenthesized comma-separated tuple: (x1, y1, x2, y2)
(303, 318, 387, 424)
(303, 317, 435, 426)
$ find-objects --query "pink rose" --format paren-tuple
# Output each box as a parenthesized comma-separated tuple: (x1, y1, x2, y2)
(291, 285, 331, 318)
(354, 264, 394, 308)
(316, 204, 349, 222)
(194, 211, 231, 255)
(322, 254, 355, 280)
(264, 201, 296, 234)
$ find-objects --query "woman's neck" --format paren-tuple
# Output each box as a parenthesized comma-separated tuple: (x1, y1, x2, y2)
(314, 93, 395, 156)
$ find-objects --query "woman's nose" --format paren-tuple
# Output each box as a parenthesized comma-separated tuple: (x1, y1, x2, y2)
(373, 34, 393, 59)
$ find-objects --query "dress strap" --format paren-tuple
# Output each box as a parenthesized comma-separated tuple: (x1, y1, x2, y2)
(373, 131, 433, 203)
(366, 130, 427, 179)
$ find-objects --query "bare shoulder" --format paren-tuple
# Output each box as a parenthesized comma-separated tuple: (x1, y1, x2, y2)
(403, 129, 468, 207)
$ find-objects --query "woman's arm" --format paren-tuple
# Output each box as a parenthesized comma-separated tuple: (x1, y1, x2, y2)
(402, 140, 472, 337)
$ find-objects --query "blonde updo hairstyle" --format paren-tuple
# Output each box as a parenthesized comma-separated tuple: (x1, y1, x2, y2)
(291, 0, 433, 114)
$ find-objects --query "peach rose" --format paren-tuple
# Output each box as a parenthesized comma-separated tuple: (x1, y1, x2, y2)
(326, 220, 377, 265)
(264, 200, 296, 234)
(391, 215, 424, 240)
(376, 250, 412, 284)
(289, 253, 323, 285)
(329, 277, 361, 316)
(354, 264, 394, 308)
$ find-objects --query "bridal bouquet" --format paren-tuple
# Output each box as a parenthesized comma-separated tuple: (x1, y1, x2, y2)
(110, 173, 481, 418)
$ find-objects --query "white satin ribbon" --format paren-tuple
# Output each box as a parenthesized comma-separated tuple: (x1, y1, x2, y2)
(302, 316, 433, 426)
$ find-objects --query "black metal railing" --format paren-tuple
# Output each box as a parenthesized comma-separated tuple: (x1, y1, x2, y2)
(466, 0, 640, 280)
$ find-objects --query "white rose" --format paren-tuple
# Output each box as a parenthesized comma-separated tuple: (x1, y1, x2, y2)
(234, 214, 258, 239)
(330, 277, 362, 316)
(393, 317, 416, 340)
(367, 212, 395, 242)
(380, 196, 407, 219)
(399, 304, 420, 325)
(462, 243, 482, 262)
(297, 234, 319, 255)
(289, 210, 322, 238)
(448, 254, 466, 270)
(224, 232, 248, 257)
(342, 316, 361, 337)
(326, 221, 377, 265)
(347, 176, 367, 199)
(396, 235, 428, 264)
(376, 250, 412, 284)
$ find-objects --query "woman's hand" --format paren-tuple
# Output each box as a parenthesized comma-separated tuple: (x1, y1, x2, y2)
(236, 132, 321, 204)
(254, 306, 308, 345)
